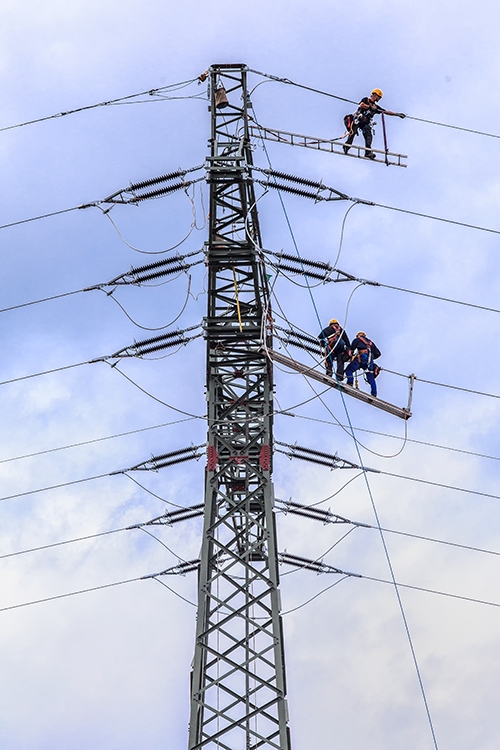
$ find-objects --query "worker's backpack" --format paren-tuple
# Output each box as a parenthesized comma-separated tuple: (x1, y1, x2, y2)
(344, 114, 355, 133)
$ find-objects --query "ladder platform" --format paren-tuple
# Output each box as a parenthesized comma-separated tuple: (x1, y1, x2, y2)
(268, 349, 411, 420)
(248, 123, 407, 167)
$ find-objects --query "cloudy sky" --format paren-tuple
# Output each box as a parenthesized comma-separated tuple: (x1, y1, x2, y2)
(1, 1, 500, 748)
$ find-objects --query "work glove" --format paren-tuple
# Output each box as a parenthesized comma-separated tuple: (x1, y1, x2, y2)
(398, 113, 406, 119)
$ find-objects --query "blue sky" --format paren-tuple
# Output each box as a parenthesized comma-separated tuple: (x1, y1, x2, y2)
(1, 1, 500, 749)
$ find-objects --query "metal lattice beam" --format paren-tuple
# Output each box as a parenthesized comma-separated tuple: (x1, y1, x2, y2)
(188, 64, 291, 750)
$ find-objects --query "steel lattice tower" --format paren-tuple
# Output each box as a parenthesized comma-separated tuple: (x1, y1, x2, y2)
(188, 64, 292, 750)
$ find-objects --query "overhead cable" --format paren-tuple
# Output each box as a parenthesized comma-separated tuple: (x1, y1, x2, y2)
(0, 77, 202, 134)
(4, 501, 500, 568)
(0, 326, 201, 389)
(248, 68, 500, 140)
(0, 205, 94, 231)
(277, 499, 500, 559)
(0, 442, 206, 505)
(111, 365, 205, 419)
(0, 417, 198, 467)
(371, 201, 500, 236)
(0, 572, 197, 614)
(258, 163, 500, 237)
(370, 278, 500, 316)
(329, 266, 500, 316)
(0, 249, 203, 316)
(7, 561, 499, 617)
(0, 164, 204, 232)
(281, 411, 500, 464)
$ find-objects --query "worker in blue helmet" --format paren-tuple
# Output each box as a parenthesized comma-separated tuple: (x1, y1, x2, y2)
(345, 332, 381, 397)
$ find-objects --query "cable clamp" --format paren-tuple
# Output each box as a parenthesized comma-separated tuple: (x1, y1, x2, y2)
(348, 197, 375, 206)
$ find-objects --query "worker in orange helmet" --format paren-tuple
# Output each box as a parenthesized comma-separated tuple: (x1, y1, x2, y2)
(343, 89, 405, 159)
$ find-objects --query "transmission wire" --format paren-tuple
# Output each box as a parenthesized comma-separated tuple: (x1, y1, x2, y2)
(0, 78, 201, 134)
(249, 69, 500, 140)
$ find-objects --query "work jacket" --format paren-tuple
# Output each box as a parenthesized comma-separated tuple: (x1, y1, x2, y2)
(351, 336, 381, 360)
(318, 325, 350, 354)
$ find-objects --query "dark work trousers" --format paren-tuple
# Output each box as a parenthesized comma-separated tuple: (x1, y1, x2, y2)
(325, 348, 349, 379)
(344, 121, 373, 156)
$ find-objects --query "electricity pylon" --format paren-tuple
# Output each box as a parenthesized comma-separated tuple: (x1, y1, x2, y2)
(188, 64, 292, 750)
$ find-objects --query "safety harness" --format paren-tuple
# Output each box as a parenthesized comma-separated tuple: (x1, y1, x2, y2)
(353, 335, 380, 378)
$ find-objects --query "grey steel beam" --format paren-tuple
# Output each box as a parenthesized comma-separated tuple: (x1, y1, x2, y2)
(268, 348, 412, 420)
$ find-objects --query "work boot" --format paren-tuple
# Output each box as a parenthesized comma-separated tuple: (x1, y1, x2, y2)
(346, 378, 353, 387)
(343, 145, 350, 154)
(365, 151, 376, 160)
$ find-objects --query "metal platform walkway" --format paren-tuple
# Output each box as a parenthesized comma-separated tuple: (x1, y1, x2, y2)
(268, 349, 412, 420)
(248, 123, 407, 167)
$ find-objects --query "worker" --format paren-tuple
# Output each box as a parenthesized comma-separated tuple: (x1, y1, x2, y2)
(318, 319, 351, 381)
(343, 89, 405, 159)
(345, 332, 381, 397)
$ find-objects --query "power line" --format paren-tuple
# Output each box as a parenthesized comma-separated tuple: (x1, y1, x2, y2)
(382, 365, 500, 401)
(112, 365, 205, 419)
(374, 279, 500, 316)
(283, 569, 500, 616)
(0, 360, 89, 387)
(371, 200, 500, 236)
(3, 434, 499, 508)
(4, 491, 500, 568)
(412, 375, 500, 399)
(0, 527, 129, 560)
(403, 114, 500, 140)
(4, 558, 498, 618)
(0, 289, 84, 313)
(0, 78, 201, 134)
(0, 387, 328, 471)
(0, 204, 92, 231)
(0, 472, 111, 504)
(361, 575, 500, 609)
(0, 577, 143, 613)
(372, 524, 500, 558)
(375, 469, 500, 501)
(249, 68, 500, 140)
(0, 417, 197, 466)
(270, 299, 500, 402)
(281, 411, 500, 464)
